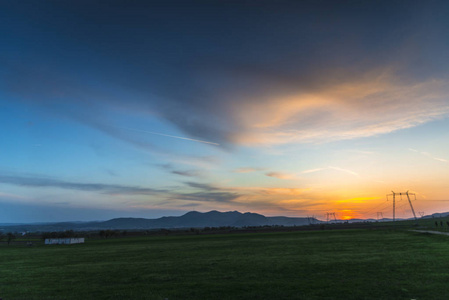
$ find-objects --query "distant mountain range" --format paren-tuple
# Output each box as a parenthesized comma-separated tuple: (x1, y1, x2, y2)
(2, 209, 442, 233)
(0, 210, 319, 232)
(423, 212, 449, 218)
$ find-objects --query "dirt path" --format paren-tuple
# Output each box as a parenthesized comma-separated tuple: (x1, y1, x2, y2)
(410, 230, 449, 236)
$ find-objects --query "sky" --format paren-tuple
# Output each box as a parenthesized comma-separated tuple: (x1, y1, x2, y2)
(1, 0, 449, 223)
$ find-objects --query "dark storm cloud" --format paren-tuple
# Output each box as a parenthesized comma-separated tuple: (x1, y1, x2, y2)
(2, 0, 449, 146)
(0, 174, 165, 196)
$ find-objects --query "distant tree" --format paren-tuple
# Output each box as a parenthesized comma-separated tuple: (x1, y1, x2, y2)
(41, 232, 49, 241)
(42, 232, 60, 241)
(99, 230, 119, 238)
(159, 229, 171, 235)
(62, 230, 75, 238)
(7, 233, 15, 245)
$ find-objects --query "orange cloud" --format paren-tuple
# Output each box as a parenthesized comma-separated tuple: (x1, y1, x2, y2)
(229, 70, 449, 145)
(257, 187, 307, 195)
(265, 172, 297, 180)
(302, 166, 359, 177)
(233, 167, 262, 173)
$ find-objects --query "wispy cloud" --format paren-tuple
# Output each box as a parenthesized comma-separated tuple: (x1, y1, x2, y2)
(159, 181, 244, 203)
(4, 1, 449, 150)
(0, 192, 30, 200)
(348, 149, 376, 155)
(171, 170, 202, 177)
(409, 148, 448, 163)
(233, 167, 263, 173)
(171, 182, 314, 209)
(170, 191, 240, 203)
(255, 188, 307, 196)
(434, 158, 448, 163)
(265, 172, 298, 180)
(0, 174, 165, 196)
(156, 163, 204, 178)
(301, 168, 327, 174)
(163, 155, 220, 169)
(117, 126, 220, 146)
(328, 166, 359, 177)
(184, 182, 218, 191)
(301, 166, 359, 177)
(230, 72, 449, 145)
(6, 40, 449, 150)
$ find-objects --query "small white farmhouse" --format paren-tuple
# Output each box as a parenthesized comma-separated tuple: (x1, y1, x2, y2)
(44, 238, 85, 245)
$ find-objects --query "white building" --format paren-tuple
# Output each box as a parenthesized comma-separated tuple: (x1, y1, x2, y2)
(45, 238, 85, 245)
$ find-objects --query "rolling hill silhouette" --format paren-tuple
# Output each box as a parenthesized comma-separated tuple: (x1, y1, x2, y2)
(0, 210, 316, 232)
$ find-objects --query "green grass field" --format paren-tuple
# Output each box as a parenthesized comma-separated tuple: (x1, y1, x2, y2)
(2, 229, 449, 299)
(381, 215, 449, 231)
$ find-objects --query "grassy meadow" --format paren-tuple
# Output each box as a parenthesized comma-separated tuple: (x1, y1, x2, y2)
(2, 228, 449, 299)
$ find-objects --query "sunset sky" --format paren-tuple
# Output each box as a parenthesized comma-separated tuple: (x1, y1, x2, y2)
(1, 0, 449, 222)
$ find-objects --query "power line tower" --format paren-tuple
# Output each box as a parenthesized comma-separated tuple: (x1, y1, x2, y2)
(326, 212, 337, 223)
(377, 212, 383, 220)
(386, 191, 417, 221)
(307, 215, 315, 225)
(418, 212, 425, 218)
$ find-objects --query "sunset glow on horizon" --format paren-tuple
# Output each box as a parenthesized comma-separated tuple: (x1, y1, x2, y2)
(1, 0, 449, 223)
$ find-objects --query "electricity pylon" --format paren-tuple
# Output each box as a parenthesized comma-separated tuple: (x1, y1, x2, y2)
(326, 212, 337, 222)
(386, 191, 417, 221)
(307, 215, 315, 225)
(377, 212, 383, 220)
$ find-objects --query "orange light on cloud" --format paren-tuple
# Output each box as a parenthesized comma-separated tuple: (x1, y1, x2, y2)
(339, 209, 360, 220)
(229, 71, 449, 146)
(336, 197, 381, 204)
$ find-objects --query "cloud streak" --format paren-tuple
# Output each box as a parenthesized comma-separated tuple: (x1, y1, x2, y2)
(233, 167, 263, 173)
(265, 172, 298, 180)
(328, 166, 359, 177)
(301, 168, 327, 174)
(230, 73, 449, 145)
(302, 166, 359, 177)
(171, 170, 201, 177)
(0, 174, 165, 196)
(409, 148, 448, 164)
(4, 1, 449, 150)
(161, 181, 243, 203)
(117, 126, 220, 146)
(170, 192, 240, 203)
